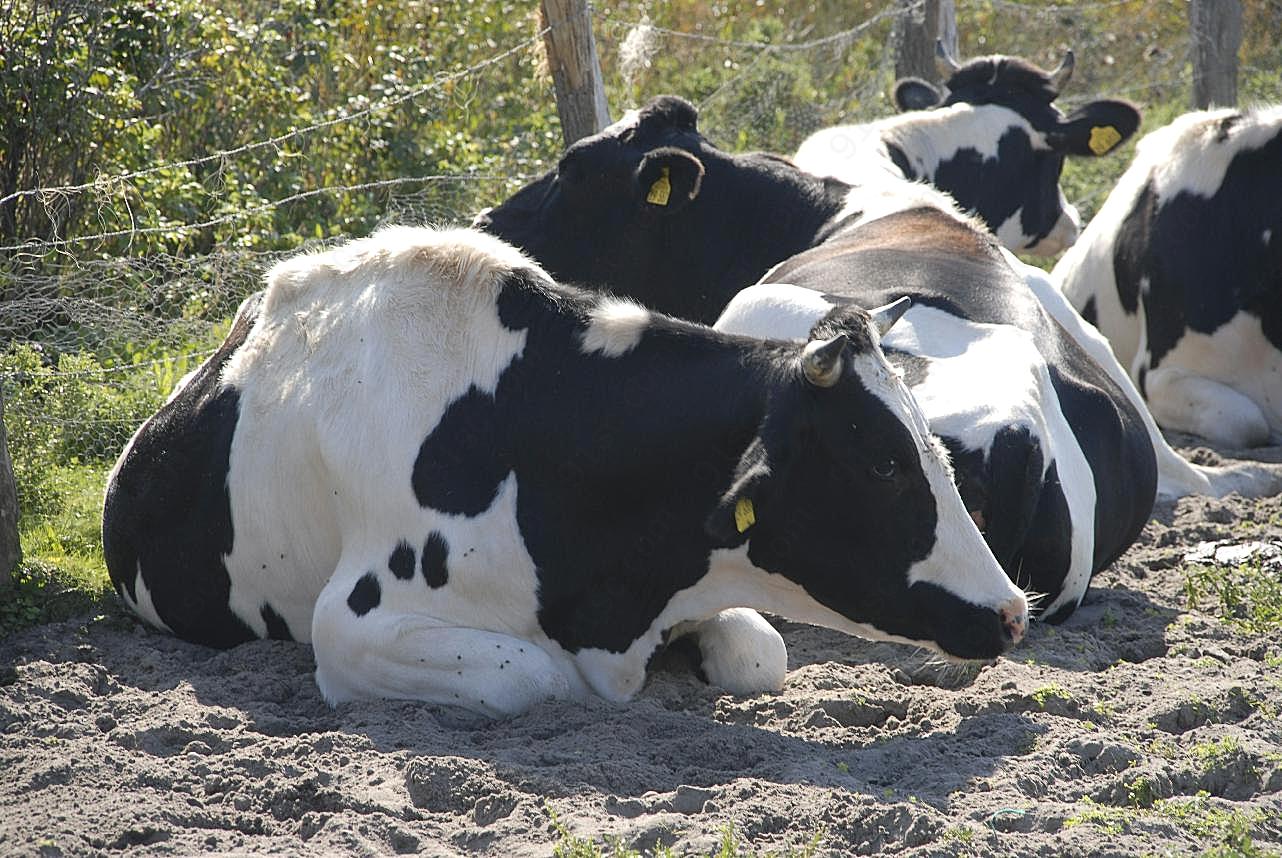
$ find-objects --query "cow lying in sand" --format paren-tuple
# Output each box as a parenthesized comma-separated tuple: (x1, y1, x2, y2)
(102, 226, 1027, 716)
(1056, 105, 1282, 448)
(478, 96, 1281, 629)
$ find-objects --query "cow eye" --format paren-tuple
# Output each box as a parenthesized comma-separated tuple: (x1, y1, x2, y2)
(871, 458, 897, 481)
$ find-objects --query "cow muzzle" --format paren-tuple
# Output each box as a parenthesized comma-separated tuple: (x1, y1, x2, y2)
(998, 595, 1028, 646)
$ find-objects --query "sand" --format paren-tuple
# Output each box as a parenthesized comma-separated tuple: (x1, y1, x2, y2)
(2, 438, 1281, 857)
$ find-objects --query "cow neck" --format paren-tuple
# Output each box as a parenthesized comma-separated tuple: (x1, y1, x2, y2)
(702, 156, 849, 308)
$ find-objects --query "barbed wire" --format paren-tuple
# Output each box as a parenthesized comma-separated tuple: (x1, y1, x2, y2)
(0, 173, 536, 254)
(596, 2, 916, 53)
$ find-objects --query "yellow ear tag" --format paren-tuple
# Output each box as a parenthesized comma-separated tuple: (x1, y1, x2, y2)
(734, 497, 756, 533)
(1089, 125, 1122, 155)
(646, 166, 672, 206)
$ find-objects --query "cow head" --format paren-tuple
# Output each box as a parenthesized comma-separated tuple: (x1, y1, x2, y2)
(475, 96, 848, 324)
(890, 41, 1141, 255)
(706, 302, 1028, 659)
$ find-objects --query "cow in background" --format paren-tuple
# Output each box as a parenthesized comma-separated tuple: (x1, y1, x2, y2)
(794, 42, 1141, 255)
(479, 95, 1183, 626)
(1055, 105, 1282, 448)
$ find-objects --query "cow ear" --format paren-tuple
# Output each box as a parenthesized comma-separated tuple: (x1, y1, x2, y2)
(894, 78, 943, 112)
(705, 411, 794, 546)
(636, 147, 704, 214)
(705, 438, 772, 546)
(1047, 100, 1141, 157)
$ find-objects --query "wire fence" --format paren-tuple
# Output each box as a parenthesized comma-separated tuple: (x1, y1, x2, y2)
(2, 0, 1281, 528)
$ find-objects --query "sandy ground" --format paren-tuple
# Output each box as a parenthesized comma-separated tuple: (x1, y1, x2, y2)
(2, 438, 1282, 857)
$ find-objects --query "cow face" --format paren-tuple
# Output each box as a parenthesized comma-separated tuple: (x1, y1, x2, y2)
(892, 43, 1141, 255)
(476, 96, 846, 323)
(707, 305, 1028, 660)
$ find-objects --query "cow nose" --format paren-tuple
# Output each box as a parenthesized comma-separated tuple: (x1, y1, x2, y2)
(998, 596, 1028, 646)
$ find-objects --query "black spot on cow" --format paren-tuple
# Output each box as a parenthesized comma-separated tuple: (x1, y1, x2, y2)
(421, 532, 449, 589)
(1114, 126, 1282, 369)
(413, 386, 511, 516)
(388, 541, 416, 580)
(1113, 180, 1157, 316)
(1080, 295, 1098, 327)
(347, 573, 381, 617)
(101, 292, 265, 649)
(260, 603, 293, 641)
(885, 347, 931, 387)
(885, 142, 915, 180)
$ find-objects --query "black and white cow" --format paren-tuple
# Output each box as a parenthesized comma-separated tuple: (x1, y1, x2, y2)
(478, 96, 1275, 622)
(102, 226, 1029, 716)
(1055, 105, 1282, 447)
(794, 42, 1141, 255)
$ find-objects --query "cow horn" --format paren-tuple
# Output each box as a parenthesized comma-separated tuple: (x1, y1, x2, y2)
(1049, 48, 1075, 92)
(935, 39, 961, 78)
(868, 296, 911, 337)
(801, 334, 847, 388)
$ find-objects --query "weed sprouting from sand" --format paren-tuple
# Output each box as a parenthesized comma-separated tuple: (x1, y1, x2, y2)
(1183, 557, 1282, 634)
(1031, 684, 1073, 709)
(1066, 791, 1273, 854)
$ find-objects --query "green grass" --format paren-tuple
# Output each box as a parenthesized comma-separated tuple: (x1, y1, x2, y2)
(1184, 558, 1282, 635)
(1065, 792, 1276, 855)
(2, 461, 114, 639)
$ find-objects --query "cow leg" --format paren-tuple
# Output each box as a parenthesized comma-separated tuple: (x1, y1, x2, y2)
(670, 608, 788, 695)
(1145, 367, 1271, 448)
(311, 578, 580, 717)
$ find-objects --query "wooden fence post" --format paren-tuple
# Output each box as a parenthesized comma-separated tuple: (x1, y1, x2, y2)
(894, 0, 958, 85)
(0, 387, 19, 586)
(540, 0, 611, 146)
(1190, 0, 1242, 108)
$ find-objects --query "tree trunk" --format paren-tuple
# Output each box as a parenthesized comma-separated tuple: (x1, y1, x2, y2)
(894, 0, 958, 85)
(540, 0, 611, 146)
(1190, 0, 1242, 109)
(0, 387, 20, 586)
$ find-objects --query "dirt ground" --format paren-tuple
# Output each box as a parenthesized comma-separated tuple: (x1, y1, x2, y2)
(2, 437, 1281, 857)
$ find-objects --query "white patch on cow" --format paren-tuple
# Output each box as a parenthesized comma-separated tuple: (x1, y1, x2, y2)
(120, 563, 173, 635)
(1264, 228, 1273, 246)
(312, 472, 592, 715)
(716, 283, 834, 341)
(1142, 312, 1282, 447)
(817, 176, 985, 249)
(602, 109, 641, 138)
(671, 608, 787, 695)
(886, 306, 1097, 614)
(579, 297, 650, 356)
(844, 347, 1028, 616)
(1146, 106, 1282, 201)
(218, 227, 539, 643)
(797, 103, 1039, 188)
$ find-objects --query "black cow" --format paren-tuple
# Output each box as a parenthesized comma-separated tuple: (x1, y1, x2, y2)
(1056, 105, 1282, 447)
(101, 226, 1027, 716)
(795, 42, 1141, 255)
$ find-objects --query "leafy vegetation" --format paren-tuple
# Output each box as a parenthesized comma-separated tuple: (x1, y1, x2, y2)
(1184, 558, 1282, 634)
(4, 0, 1282, 617)
(1065, 792, 1276, 855)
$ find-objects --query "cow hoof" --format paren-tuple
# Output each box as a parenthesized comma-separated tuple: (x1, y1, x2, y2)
(692, 608, 787, 695)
